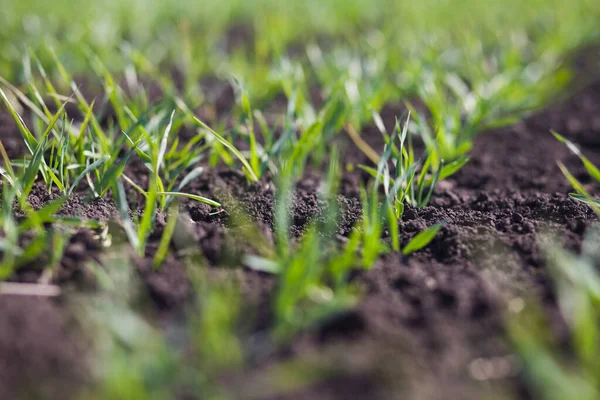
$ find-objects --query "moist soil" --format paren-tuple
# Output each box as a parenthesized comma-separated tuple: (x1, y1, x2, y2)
(1, 78, 600, 399)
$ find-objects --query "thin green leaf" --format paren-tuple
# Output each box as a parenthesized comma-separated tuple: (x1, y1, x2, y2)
(570, 194, 600, 207)
(68, 155, 110, 196)
(98, 150, 137, 196)
(552, 131, 581, 156)
(386, 201, 400, 251)
(0, 140, 17, 188)
(152, 203, 179, 269)
(116, 180, 140, 252)
(164, 167, 204, 208)
(157, 110, 176, 173)
(429, 156, 470, 183)
(403, 224, 442, 255)
(20, 136, 48, 204)
(0, 87, 38, 151)
(189, 115, 258, 182)
(243, 254, 280, 274)
(157, 192, 220, 207)
(137, 173, 159, 255)
(558, 162, 588, 197)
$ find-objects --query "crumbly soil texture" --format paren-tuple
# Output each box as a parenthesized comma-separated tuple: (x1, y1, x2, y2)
(2, 77, 600, 399)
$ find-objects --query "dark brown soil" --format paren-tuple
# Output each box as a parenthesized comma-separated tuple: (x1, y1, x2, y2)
(8, 184, 118, 287)
(0, 295, 89, 400)
(221, 82, 600, 399)
(2, 76, 600, 399)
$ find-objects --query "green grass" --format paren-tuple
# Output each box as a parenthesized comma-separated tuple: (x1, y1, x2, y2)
(1, 0, 600, 398)
(553, 131, 600, 215)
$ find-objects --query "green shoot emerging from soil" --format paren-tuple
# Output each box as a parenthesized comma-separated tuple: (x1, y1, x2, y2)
(360, 112, 468, 219)
(553, 131, 600, 215)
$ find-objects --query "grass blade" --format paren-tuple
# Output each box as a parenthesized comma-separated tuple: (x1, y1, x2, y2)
(188, 114, 258, 182)
(428, 155, 470, 184)
(152, 203, 179, 269)
(0, 87, 38, 151)
(0, 140, 17, 189)
(156, 110, 175, 173)
(386, 201, 400, 251)
(157, 192, 220, 207)
(98, 148, 141, 197)
(69, 155, 110, 195)
(403, 223, 442, 255)
(116, 179, 141, 252)
(20, 136, 47, 205)
(243, 254, 280, 274)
